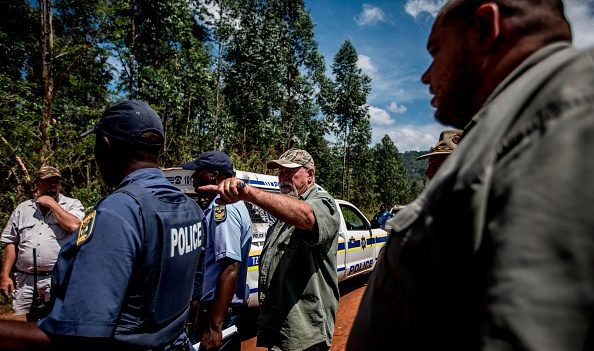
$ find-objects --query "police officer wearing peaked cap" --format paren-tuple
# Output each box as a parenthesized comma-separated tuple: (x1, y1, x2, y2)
(0, 100, 205, 351)
(181, 150, 253, 350)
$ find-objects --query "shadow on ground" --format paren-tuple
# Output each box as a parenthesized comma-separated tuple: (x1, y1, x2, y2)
(239, 273, 370, 342)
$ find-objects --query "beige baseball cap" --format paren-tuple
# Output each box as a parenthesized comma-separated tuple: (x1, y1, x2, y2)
(266, 149, 315, 170)
(416, 129, 463, 160)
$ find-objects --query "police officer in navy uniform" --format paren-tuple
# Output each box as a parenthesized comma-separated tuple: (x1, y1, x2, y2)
(182, 151, 252, 351)
(0, 100, 205, 351)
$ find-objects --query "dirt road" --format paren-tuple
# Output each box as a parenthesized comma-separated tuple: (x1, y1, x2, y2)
(0, 274, 369, 350)
(240, 274, 368, 351)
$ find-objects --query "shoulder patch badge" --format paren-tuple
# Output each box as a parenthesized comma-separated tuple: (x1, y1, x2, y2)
(214, 205, 227, 223)
(76, 210, 96, 246)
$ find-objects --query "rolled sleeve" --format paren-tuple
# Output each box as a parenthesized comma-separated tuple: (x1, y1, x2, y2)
(0, 210, 18, 244)
(66, 199, 85, 220)
(303, 194, 340, 246)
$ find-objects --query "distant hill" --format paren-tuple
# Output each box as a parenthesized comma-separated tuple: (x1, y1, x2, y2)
(401, 150, 427, 181)
(401, 150, 428, 194)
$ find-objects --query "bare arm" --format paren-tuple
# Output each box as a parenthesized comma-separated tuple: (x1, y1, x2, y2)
(187, 299, 200, 342)
(199, 179, 316, 230)
(0, 243, 16, 298)
(201, 259, 240, 349)
(0, 320, 54, 350)
(36, 196, 81, 233)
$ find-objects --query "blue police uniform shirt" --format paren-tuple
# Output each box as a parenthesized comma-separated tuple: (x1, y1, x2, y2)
(39, 168, 204, 348)
(377, 211, 393, 229)
(200, 196, 252, 305)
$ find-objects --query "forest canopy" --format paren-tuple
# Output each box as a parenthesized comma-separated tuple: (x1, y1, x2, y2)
(0, 0, 427, 229)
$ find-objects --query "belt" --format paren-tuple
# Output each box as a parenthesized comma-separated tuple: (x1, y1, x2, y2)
(16, 269, 52, 277)
(200, 304, 245, 315)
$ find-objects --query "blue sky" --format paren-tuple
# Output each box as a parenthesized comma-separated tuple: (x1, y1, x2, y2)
(304, 0, 594, 151)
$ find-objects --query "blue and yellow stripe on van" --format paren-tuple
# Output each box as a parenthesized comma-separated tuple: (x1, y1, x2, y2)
(247, 230, 388, 293)
(247, 249, 262, 272)
(336, 232, 388, 272)
(249, 232, 389, 275)
(336, 233, 388, 254)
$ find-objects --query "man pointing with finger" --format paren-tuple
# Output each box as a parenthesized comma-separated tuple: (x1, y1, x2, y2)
(200, 149, 341, 351)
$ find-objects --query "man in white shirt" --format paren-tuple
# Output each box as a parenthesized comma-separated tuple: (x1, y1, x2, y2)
(0, 166, 84, 315)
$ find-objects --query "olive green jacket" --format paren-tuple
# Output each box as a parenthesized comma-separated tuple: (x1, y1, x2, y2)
(349, 42, 594, 350)
(257, 185, 341, 351)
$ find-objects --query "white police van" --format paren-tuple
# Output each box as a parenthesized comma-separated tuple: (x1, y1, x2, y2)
(162, 168, 387, 307)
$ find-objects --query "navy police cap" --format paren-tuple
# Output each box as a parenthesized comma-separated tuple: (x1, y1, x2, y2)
(81, 100, 164, 145)
(181, 150, 235, 176)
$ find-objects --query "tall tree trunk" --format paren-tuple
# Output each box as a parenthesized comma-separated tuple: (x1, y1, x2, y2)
(214, 41, 222, 149)
(39, 0, 54, 165)
(342, 127, 349, 200)
(285, 63, 293, 150)
(129, 2, 136, 98)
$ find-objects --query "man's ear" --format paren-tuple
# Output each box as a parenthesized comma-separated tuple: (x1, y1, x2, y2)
(306, 168, 315, 181)
(95, 134, 113, 155)
(474, 3, 501, 53)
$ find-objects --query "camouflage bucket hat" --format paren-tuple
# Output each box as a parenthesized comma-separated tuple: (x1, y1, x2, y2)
(266, 149, 315, 170)
(36, 166, 61, 180)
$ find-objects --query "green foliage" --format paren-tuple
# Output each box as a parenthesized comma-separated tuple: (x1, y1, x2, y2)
(105, 0, 215, 167)
(0, 0, 427, 234)
(323, 39, 372, 205)
(401, 150, 429, 194)
(373, 135, 416, 208)
(1, 0, 111, 229)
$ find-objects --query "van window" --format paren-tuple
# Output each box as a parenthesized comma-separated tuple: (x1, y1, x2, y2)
(246, 202, 276, 225)
(340, 205, 368, 231)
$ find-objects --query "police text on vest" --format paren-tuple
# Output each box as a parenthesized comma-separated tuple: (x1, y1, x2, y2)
(170, 223, 202, 257)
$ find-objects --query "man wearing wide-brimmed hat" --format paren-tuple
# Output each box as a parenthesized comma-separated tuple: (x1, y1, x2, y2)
(416, 129, 462, 180)
(199, 148, 341, 351)
(0, 166, 84, 316)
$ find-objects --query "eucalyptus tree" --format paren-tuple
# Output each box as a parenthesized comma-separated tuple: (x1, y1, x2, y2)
(264, 0, 328, 151)
(325, 39, 371, 201)
(373, 135, 414, 208)
(0, 0, 39, 222)
(0, 0, 111, 224)
(195, 0, 240, 150)
(0, 0, 110, 173)
(105, 0, 215, 166)
(222, 0, 275, 155)
(36, 0, 110, 164)
(222, 0, 331, 161)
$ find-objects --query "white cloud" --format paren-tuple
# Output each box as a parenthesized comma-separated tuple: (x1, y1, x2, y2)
(404, 0, 447, 19)
(107, 55, 124, 75)
(388, 101, 408, 114)
(372, 122, 445, 151)
(368, 106, 393, 125)
(354, 4, 386, 26)
(565, 0, 594, 48)
(203, 1, 220, 22)
(357, 54, 377, 77)
(367, 106, 444, 151)
(367, 72, 429, 105)
(196, 1, 241, 30)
